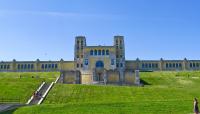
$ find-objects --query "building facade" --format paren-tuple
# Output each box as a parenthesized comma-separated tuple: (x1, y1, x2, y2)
(1, 36, 200, 84)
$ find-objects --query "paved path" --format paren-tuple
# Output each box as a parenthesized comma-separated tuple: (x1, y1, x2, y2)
(29, 83, 51, 105)
(0, 104, 25, 113)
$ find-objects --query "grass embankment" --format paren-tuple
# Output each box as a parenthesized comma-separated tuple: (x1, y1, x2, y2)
(4, 71, 200, 114)
(0, 72, 59, 103)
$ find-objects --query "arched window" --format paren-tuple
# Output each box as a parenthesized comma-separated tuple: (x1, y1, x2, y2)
(190, 63, 193, 68)
(142, 63, 145, 68)
(106, 50, 109, 55)
(4, 65, 6, 69)
(55, 64, 57, 69)
(85, 59, 88, 65)
(24, 64, 27, 69)
(21, 64, 24, 69)
(18, 64, 20, 69)
(173, 63, 175, 68)
(102, 50, 105, 55)
(116, 63, 119, 67)
(116, 40, 118, 44)
(176, 63, 178, 68)
(145, 63, 148, 68)
(169, 63, 172, 68)
(90, 50, 93, 55)
(155, 64, 158, 68)
(197, 63, 199, 67)
(96, 61, 104, 68)
(98, 50, 101, 55)
(152, 63, 155, 68)
(28, 64, 30, 69)
(111, 59, 115, 65)
(48, 64, 51, 68)
(149, 63, 151, 68)
(7, 65, 10, 69)
(193, 63, 196, 67)
(45, 64, 48, 69)
(120, 63, 123, 67)
(52, 64, 55, 68)
(94, 50, 97, 56)
(179, 63, 182, 68)
(31, 64, 34, 69)
(41, 64, 44, 69)
(166, 63, 168, 68)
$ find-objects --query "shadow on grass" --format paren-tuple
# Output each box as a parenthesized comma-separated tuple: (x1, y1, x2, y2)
(140, 79, 151, 85)
(0, 108, 18, 114)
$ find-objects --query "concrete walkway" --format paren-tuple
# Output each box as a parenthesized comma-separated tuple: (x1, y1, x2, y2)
(29, 83, 51, 105)
(0, 104, 25, 113)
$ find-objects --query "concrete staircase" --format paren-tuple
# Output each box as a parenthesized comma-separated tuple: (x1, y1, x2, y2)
(27, 76, 59, 105)
(28, 83, 51, 105)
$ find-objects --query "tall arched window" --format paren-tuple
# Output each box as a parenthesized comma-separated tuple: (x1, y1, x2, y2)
(106, 50, 109, 55)
(102, 50, 105, 55)
(169, 63, 172, 68)
(48, 64, 51, 68)
(142, 63, 145, 68)
(7, 65, 10, 69)
(52, 64, 55, 68)
(18, 64, 20, 69)
(98, 50, 101, 55)
(197, 63, 199, 67)
(166, 63, 168, 68)
(45, 64, 48, 69)
(24, 64, 27, 69)
(55, 64, 58, 69)
(190, 63, 193, 68)
(31, 64, 34, 69)
(28, 64, 30, 69)
(111, 59, 115, 65)
(90, 50, 93, 55)
(85, 59, 88, 65)
(179, 63, 182, 68)
(94, 50, 97, 56)
(41, 64, 44, 69)
(96, 61, 104, 68)
(145, 63, 148, 68)
(21, 64, 24, 69)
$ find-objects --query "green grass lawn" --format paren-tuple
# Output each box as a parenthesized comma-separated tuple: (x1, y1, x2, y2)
(0, 72, 59, 103)
(3, 71, 200, 114)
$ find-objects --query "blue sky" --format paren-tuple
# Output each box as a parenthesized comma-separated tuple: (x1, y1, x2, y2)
(0, 0, 200, 61)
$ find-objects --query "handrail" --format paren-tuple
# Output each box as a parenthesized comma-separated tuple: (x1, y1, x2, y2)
(37, 82, 54, 105)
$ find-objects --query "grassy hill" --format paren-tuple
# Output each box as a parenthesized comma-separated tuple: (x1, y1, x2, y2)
(7, 71, 200, 114)
(0, 72, 59, 103)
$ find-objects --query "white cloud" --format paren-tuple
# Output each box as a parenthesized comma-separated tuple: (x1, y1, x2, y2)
(0, 10, 123, 21)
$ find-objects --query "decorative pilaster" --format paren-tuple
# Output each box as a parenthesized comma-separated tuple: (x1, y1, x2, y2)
(183, 58, 187, 70)
(35, 59, 40, 72)
(136, 58, 140, 70)
(12, 59, 16, 72)
(60, 59, 64, 71)
(159, 58, 164, 71)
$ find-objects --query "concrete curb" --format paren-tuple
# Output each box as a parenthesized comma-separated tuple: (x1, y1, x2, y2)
(37, 82, 54, 105)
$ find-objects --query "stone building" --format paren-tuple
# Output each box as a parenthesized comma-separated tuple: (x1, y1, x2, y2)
(1, 36, 200, 84)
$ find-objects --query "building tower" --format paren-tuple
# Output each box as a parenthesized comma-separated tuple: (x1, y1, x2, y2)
(114, 36, 125, 83)
(74, 36, 86, 70)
